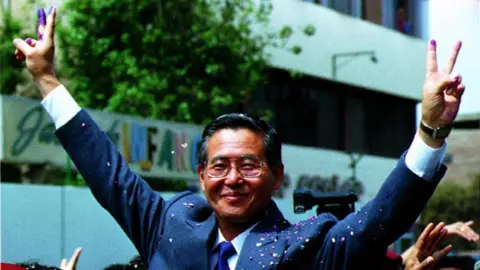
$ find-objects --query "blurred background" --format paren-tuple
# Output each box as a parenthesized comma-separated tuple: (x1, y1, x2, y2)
(1, 0, 479, 269)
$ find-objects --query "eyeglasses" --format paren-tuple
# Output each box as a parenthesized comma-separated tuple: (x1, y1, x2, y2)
(203, 155, 266, 178)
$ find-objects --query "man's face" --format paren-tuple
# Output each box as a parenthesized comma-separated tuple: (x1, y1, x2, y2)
(197, 128, 283, 223)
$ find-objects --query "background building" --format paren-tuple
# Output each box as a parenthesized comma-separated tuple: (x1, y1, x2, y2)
(1, 0, 436, 268)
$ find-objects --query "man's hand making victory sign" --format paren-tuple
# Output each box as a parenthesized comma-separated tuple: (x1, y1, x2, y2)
(419, 40, 465, 148)
(13, 6, 60, 97)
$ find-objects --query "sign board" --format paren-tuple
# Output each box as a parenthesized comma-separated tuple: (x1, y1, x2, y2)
(1, 95, 203, 181)
(1, 95, 399, 205)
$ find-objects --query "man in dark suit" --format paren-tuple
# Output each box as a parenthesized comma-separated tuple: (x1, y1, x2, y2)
(14, 8, 467, 270)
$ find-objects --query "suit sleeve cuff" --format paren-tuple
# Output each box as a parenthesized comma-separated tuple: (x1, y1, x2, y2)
(40, 84, 81, 129)
(405, 133, 447, 180)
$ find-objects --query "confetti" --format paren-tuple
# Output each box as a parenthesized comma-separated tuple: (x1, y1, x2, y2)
(256, 243, 262, 247)
(350, 231, 354, 236)
(171, 214, 175, 217)
(341, 237, 346, 242)
(332, 238, 336, 243)
(260, 253, 265, 257)
(107, 162, 110, 167)
(185, 202, 194, 208)
(169, 238, 173, 243)
(171, 151, 175, 154)
(181, 143, 188, 148)
(358, 220, 362, 224)
(81, 123, 86, 127)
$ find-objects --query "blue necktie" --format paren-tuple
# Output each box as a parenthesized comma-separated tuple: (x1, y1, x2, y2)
(217, 241, 236, 270)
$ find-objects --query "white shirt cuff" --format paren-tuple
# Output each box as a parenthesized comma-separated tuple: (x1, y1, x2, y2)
(405, 134, 447, 180)
(40, 84, 81, 129)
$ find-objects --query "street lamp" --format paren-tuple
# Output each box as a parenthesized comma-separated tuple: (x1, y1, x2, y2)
(331, 50, 378, 79)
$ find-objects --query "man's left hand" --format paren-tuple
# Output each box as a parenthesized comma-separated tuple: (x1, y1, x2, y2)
(420, 40, 465, 148)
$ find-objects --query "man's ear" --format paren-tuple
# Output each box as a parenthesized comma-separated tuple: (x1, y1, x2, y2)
(272, 163, 284, 190)
(197, 164, 206, 192)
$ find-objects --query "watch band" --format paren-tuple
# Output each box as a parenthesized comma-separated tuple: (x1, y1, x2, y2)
(419, 122, 452, 139)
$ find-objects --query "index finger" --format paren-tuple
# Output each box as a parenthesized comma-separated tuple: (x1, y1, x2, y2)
(465, 220, 474, 227)
(416, 223, 435, 248)
(444, 41, 462, 74)
(37, 8, 46, 40)
(43, 6, 57, 44)
(426, 39, 438, 75)
(67, 248, 82, 269)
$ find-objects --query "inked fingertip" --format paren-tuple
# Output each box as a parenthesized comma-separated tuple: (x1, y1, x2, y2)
(430, 39, 437, 47)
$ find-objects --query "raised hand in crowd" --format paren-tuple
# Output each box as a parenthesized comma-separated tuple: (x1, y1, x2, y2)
(402, 223, 453, 270)
(445, 220, 480, 242)
(59, 248, 82, 270)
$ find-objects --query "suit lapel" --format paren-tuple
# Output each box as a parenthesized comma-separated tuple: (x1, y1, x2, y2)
(179, 214, 217, 270)
(236, 201, 291, 270)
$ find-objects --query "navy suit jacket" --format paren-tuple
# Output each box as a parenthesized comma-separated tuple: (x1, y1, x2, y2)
(56, 110, 447, 270)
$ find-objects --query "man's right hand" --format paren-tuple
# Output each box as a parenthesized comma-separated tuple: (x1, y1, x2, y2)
(13, 7, 60, 97)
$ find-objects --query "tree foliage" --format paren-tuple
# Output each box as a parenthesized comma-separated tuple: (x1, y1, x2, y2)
(420, 176, 480, 250)
(57, 0, 314, 124)
(0, 10, 34, 94)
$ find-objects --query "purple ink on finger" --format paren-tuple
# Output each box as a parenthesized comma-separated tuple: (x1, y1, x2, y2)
(38, 8, 47, 25)
(25, 38, 33, 45)
(430, 39, 436, 47)
(37, 8, 46, 40)
(48, 6, 54, 15)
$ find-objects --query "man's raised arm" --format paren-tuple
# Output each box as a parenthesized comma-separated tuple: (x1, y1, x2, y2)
(316, 40, 466, 268)
(13, 7, 166, 262)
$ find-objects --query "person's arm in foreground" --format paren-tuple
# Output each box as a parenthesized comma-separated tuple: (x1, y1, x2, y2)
(13, 8, 166, 262)
(316, 39, 466, 268)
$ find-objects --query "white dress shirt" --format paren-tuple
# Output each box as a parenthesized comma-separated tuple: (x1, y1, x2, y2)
(41, 85, 447, 269)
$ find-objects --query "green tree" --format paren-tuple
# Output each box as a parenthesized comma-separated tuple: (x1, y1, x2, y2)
(0, 10, 32, 94)
(57, 0, 314, 124)
(420, 177, 480, 250)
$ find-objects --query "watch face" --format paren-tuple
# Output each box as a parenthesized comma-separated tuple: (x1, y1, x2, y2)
(434, 128, 451, 138)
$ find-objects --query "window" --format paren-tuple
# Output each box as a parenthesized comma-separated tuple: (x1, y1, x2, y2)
(345, 96, 367, 153)
(395, 0, 415, 35)
(320, 0, 362, 17)
(255, 69, 416, 159)
(362, 0, 383, 25)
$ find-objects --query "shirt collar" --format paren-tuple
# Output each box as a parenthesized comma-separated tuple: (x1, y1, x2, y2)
(213, 221, 260, 254)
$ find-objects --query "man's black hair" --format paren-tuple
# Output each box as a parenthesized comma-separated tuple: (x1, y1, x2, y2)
(196, 113, 282, 168)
